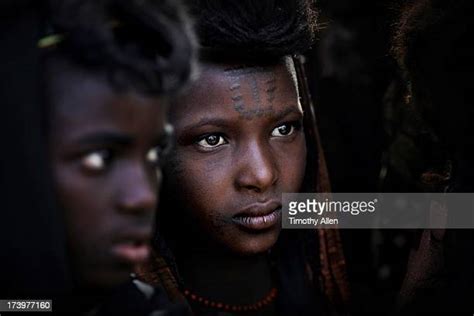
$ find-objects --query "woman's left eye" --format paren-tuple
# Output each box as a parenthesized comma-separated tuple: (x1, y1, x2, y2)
(271, 123, 298, 137)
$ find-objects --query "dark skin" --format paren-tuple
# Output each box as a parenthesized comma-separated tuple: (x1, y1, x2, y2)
(162, 58, 306, 311)
(48, 59, 170, 291)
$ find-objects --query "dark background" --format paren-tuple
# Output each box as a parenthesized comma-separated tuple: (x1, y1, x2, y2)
(307, 1, 414, 313)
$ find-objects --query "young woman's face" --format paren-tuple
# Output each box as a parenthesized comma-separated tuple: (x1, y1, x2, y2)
(166, 59, 307, 255)
(49, 65, 169, 289)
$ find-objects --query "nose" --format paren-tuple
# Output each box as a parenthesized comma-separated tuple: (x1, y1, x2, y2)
(234, 140, 278, 193)
(116, 164, 158, 215)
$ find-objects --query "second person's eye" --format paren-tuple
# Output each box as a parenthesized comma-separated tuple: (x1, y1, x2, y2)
(196, 134, 227, 148)
(81, 149, 112, 171)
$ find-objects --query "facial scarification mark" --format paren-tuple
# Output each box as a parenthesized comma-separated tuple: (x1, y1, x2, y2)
(231, 95, 243, 102)
(229, 76, 245, 113)
(266, 77, 277, 104)
(249, 74, 261, 107)
(230, 83, 240, 91)
(225, 66, 277, 120)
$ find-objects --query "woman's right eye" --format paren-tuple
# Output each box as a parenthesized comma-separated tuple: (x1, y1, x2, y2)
(196, 134, 227, 149)
(80, 150, 111, 171)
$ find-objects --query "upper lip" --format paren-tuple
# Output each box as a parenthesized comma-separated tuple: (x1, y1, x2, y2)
(234, 200, 282, 218)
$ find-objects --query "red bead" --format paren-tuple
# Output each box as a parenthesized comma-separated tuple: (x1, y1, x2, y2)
(183, 287, 278, 312)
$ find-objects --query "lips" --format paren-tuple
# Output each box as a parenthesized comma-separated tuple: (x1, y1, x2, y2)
(111, 232, 151, 265)
(232, 200, 282, 231)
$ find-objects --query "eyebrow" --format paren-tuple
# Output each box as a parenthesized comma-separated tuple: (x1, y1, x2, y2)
(181, 118, 231, 131)
(74, 132, 134, 147)
(272, 106, 304, 122)
(182, 105, 303, 131)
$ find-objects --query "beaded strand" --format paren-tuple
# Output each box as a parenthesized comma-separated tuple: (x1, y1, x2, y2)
(183, 287, 278, 313)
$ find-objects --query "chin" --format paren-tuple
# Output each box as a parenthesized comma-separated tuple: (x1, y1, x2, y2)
(81, 266, 131, 291)
(227, 230, 280, 256)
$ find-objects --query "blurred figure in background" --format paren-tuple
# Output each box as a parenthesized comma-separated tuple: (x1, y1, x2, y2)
(305, 1, 408, 314)
(1, 0, 195, 315)
(392, 0, 474, 314)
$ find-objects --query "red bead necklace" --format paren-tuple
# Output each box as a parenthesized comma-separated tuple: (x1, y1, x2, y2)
(183, 287, 278, 313)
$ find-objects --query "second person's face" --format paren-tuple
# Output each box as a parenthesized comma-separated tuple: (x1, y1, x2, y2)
(49, 66, 169, 289)
(165, 58, 307, 255)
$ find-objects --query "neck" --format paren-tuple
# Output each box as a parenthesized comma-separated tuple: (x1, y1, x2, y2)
(63, 288, 108, 315)
(174, 240, 275, 306)
(69, 279, 129, 315)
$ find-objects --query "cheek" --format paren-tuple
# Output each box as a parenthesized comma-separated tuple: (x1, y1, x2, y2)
(277, 137, 307, 192)
(53, 164, 112, 248)
(165, 150, 232, 214)
(166, 150, 232, 230)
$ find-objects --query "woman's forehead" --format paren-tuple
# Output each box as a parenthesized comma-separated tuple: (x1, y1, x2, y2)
(171, 59, 301, 123)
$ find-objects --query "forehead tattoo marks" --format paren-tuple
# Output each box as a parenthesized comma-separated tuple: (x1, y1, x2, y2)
(225, 66, 277, 120)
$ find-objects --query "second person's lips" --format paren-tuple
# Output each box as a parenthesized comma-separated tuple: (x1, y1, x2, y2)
(111, 231, 152, 265)
(111, 241, 150, 265)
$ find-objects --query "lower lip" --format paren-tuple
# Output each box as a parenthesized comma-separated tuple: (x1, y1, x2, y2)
(233, 208, 281, 231)
(111, 243, 150, 265)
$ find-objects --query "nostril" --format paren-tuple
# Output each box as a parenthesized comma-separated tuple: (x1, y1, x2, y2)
(249, 185, 263, 193)
(236, 172, 278, 193)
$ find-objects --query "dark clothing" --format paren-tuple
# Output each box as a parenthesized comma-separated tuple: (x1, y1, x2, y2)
(91, 281, 191, 316)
